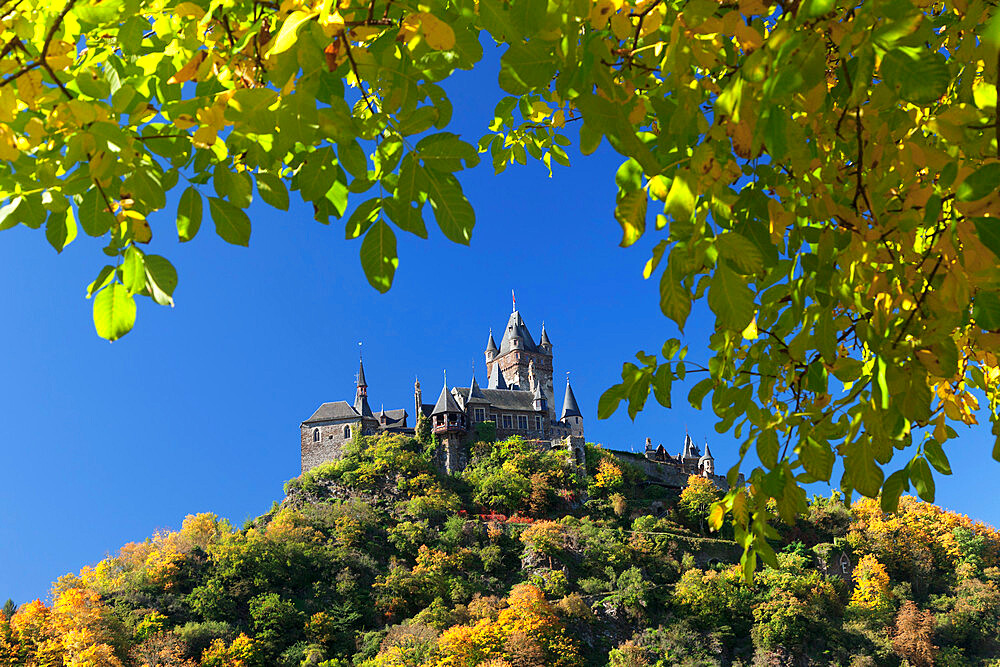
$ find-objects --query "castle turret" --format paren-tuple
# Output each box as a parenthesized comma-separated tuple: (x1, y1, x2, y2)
(485, 329, 498, 376)
(431, 374, 467, 473)
(699, 444, 715, 476)
(354, 355, 374, 418)
(681, 433, 701, 464)
(539, 322, 552, 355)
(532, 382, 547, 413)
(560, 378, 583, 437)
(414, 376, 423, 424)
(644, 437, 654, 456)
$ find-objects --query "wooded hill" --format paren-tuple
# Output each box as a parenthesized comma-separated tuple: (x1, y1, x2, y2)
(2, 433, 999, 666)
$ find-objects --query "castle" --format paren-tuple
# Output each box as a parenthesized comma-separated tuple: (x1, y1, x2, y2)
(299, 304, 732, 491)
(299, 305, 586, 474)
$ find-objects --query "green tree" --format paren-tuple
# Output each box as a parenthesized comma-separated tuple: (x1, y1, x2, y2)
(5, 0, 1000, 569)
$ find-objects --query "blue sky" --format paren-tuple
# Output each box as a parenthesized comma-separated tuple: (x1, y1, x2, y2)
(2, 48, 999, 605)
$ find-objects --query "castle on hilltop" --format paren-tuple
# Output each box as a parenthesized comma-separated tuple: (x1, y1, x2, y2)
(300, 303, 586, 475)
(299, 302, 734, 491)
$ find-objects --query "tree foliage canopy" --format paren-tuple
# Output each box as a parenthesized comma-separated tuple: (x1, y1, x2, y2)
(4, 0, 1000, 567)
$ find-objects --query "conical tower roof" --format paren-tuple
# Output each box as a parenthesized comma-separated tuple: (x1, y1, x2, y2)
(488, 362, 508, 390)
(499, 310, 538, 355)
(561, 379, 581, 419)
(540, 322, 551, 346)
(432, 380, 462, 415)
(682, 433, 700, 459)
(468, 374, 487, 402)
(699, 444, 714, 463)
(486, 330, 498, 354)
(357, 356, 367, 387)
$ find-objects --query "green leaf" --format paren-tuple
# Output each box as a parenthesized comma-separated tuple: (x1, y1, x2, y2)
(396, 107, 439, 136)
(756, 430, 779, 469)
(615, 190, 647, 248)
(923, 439, 952, 475)
(93, 283, 136, 342)
(78, 189, 115, 237)
(383, 198, 428, 239)
(267, 10, 314, 56)
(688, 378, 714, 410)
(598, 384, 625, 419)
(345, 198, 382, 239)
(121, 247, 146, 294)
(708, 265, 755, 331)
(797, 437, 834, 482)
(844, 438, 884, 497)
(881, 468, 910, 513)
(256, 173, 289, 212)
(208, 197, 251, 246)
(45, 209, 77, 253)
(665, 171, 696, 222)
(958, 165, 1000, 202)
(651, 365, 672, 408)
(359, 221, 397, 293)
(974, 216, 1000, 265)
(338, 140, 369, 180)
(716, 232, 763, 275)
(973, 291, 1000, 330)
(0, 197, 20, 231)
(176, 187, 203, 242)
(880, 47, 950, 104)
(659, 257, 691, 330)
(424, 170, 474, 245)
(909, 456, 935, 502)
(416, 133, 480, 172)
(144, 255, 177, 306)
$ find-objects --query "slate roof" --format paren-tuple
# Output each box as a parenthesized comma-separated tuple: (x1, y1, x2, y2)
(378, 408, 408, 427)
(488, 363, 508, 390)
(355, 393, 374, 418)
(302, 401, 359, 424)
(432, 384, 463, 414)
(682, 434, 701, 459)
(486, 330, 498, 354)
(420, 403, 435, 418)
(498, 310, 538, 355)
(561, 380, 582, 419)
(357, 357, 367, 386)
(699, 444, 714, 463)
(467, 375, 488, 402)
(540, 323, 551, 346)
(455, 387, 537, 412)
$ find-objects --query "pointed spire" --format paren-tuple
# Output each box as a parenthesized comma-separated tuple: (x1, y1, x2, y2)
(540, 321, 551, 347)
(354, 344, 373, 418)
(357, 346, 367, 388)
(700, 444, 714, 461)
(468, 367, 487, 401)
(561, 377, 582, 420)
(432, 375, 462, 414)
(486, 329, 498, 354)
(682, 433, 700, 459)
(488, 362, 508, 390)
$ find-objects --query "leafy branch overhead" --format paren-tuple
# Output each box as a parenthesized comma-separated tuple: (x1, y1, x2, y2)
(3, 0, 1000, 571)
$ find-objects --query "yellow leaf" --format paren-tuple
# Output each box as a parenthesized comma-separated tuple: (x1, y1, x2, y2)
(610, 11, 632, 40)
(320, 10, 345, 37)
(741, 315, 758, 340)
(639, 8, 663, 37)
(18, 70, 44, 108)
(0, 124, 19, 162)
(129, 215, 152, 243)
(0, 87, 16, 123)
(267, 10, 316, 57)
(46, 40, 75, 71)
(421, 13, 455, 51)
(168, 51, 207, 85)
(552, 110, 565, 128)
(529, 100, 551, 122)
(590, 0, 616, 28)
(174, 1, 206, 19)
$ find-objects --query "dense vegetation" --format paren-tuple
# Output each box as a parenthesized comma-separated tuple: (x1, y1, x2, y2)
(3, 432, 1000, 666)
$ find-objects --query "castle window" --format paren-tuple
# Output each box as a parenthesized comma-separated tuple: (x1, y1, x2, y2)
(535, 416, 542, 431)
(436, 414, 444, 425)
(312, 428, 319, 442)
(502, 414, 512, 429)
(474, 408, 485, 422)
(489, 414, 498, 424)
(343, 425, 351, 439)
(518, 415, 528, 430)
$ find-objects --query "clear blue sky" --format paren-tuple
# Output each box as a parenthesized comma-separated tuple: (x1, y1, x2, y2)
(2, 48, 999, 605)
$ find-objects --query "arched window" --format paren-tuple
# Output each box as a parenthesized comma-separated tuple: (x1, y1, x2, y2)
(312, 428, 319, 442)
(343, 425, 351, 439)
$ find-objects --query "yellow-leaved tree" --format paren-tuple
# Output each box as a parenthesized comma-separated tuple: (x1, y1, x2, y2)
(4, 0, 1000, 567)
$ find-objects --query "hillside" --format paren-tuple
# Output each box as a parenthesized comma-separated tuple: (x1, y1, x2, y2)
(2, 432, 1000, 666)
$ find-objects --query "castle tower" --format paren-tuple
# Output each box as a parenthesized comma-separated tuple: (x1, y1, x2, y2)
(431, 374, 467, 474)
(560, 378, 584, 438)
(699, 444, 715, 476)
(354, 355, 374, 419)
(494, 305, 554, 417)
(414, 376, 422, 424)
(485, 329, 498, 376)
(681, 433, 701, 466)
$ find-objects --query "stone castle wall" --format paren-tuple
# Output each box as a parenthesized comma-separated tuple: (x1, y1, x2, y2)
(610, 450, 732, 491)
(301, 422, 355, 472)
